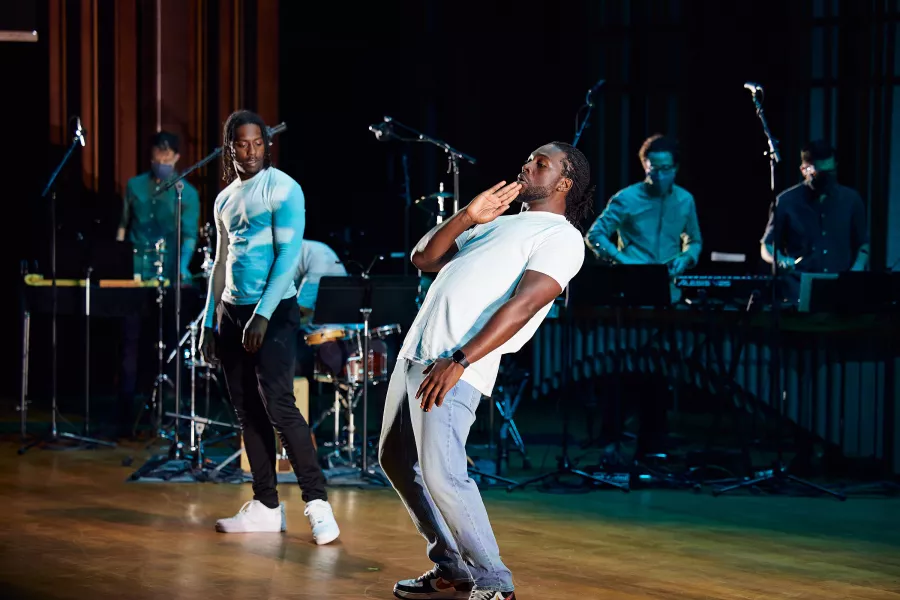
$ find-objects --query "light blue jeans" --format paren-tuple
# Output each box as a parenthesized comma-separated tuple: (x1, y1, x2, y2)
(378, 359, 514, 591)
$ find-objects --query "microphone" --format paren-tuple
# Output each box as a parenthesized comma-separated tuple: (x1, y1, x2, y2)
(266, 122, 287, 137)
(369, 122, 396, 141)
(74, 116, 86, 147)
(744, 82, 763, 94)
(175, 180, 184, 194)
(266, 122, 286, 146)
(585, 79, 605, 106)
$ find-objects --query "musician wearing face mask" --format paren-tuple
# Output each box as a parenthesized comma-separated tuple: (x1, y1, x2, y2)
(760, 140, 869, 303)
(114, 131, 200, 438)
(585, 134, 702, 300)
(117, 131, 200, 282)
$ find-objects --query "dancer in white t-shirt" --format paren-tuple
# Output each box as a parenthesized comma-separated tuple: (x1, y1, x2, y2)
(383, 142, 593, 600)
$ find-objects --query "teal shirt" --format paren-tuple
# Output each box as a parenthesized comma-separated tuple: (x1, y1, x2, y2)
(120, 172, 200, 281)
(585, 182, 702, 266)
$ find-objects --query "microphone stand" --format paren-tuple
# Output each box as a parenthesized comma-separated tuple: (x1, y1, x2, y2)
(401, 152, 411, 276)
(713, 88, 843, 499)
(509, 87, 629, 494)
(572, 83, 602, 148)
(371, 116, 476, 222)
(20, 118, 113, 454)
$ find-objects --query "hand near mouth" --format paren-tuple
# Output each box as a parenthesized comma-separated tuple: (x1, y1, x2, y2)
(465, 181, 522, 224)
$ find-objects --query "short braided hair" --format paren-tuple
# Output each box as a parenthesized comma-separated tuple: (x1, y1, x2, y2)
(551, 141, 595, 230)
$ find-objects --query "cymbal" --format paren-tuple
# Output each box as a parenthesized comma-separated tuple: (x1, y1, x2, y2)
(416, 191, 457, 216)
(417, 191, 454, 203)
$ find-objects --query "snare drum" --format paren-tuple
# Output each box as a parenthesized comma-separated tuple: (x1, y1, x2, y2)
(313, 338, 389, 385)
(371, 323, 402, 340)
(344, 345, 389, 384)
(305, 326, 351, 346)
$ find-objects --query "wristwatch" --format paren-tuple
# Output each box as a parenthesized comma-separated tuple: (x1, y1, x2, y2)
(451, 349, 470, 369)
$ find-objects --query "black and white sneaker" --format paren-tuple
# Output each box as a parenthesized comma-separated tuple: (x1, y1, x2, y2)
(468, 590, 516, 600)
(393, 570, 473, 599)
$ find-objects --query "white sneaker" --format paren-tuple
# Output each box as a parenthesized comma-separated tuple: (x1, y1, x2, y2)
(215, 500, 286, 533)
(304, 499, 340, 545)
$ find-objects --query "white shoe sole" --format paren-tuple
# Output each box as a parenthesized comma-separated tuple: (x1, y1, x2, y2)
(313, 526, 340, 545)
(215, 522, 285, 533)
(392, 588, 470, 600)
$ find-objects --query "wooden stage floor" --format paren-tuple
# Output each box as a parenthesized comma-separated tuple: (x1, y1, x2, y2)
(1, 441, 899, 600)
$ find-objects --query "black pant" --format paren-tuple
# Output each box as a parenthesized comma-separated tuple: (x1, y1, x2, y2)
(218, 298, 327, 505)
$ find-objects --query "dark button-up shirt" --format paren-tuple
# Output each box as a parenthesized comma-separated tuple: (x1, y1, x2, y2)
(761, 182, 868, 274)
(120, 172, 200, 281)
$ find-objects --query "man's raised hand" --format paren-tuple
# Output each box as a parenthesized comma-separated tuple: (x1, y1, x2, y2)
(465, 181, 522, 225)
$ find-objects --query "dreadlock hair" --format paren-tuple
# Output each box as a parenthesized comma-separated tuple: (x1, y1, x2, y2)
(221, 109, 272, 182)
(551, 141, 595, 231)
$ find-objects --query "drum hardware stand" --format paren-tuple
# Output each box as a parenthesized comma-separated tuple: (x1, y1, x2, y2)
(465, 363, 531, 487)
(358, 305, 383, 483)
(311, 383, 362, 467)
(198, 223, 215, 277)
(157, 311, 238, 459)
(495, 372, 531, 473)
(156, 230, 222, 437)
(713, 84, 844, 500)
(133, 239, 175, 439)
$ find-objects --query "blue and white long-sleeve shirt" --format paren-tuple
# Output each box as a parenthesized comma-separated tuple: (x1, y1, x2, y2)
(204, 167, 306, 328)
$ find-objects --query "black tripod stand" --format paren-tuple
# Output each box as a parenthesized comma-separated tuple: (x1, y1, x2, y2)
(466, 359, 526, 487)
(507, 276, 629, 494)
(713, 83, 843, 500)
(578, 265, 687, 488)
(19, 116, 113, 454)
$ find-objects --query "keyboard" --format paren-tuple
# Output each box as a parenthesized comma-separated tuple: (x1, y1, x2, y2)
(675, 275, 771, 288)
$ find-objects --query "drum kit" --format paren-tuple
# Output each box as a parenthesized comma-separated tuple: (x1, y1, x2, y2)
(133, 221, 405, 481)
(132, 224, 239, 473)
(304, 322, 402, 468)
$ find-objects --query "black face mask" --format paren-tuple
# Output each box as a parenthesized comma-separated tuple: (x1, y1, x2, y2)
(808, 171, 837, 196)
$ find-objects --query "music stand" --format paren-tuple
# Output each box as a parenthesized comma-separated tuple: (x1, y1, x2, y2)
(577, 265, 675, 464)
(19, 239, 125, 454)
(77, 240, 132, 446)
(315, 275, 419, 484)
(510, 265, 669, 494)
(581, 264, 672, 308)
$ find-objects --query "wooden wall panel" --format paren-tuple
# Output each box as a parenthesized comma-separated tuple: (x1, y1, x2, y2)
(257, 0, 279, 164)
(79, 0, 98, 192)
(45, 0, 277, 224)
(47, 0, 67, 147)
(218, 0, 241, 132)
(114, 0, 137, 199)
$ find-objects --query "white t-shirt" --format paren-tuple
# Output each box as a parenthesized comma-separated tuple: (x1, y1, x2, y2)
(203, 167, 305, 328)
(295, 240, 348, 310)
(399, 211, 585, 396)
